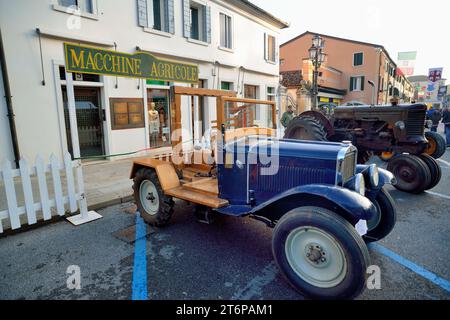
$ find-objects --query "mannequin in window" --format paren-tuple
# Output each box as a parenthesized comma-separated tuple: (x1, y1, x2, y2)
(149, 102, 160, 146)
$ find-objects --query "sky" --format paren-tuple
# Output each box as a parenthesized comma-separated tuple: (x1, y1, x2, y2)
(251, 0, 450, 81)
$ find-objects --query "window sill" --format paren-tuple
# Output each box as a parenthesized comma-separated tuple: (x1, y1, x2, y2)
(143, 28, 173, 38)
(52, 4, 99, 20)
(218, 45, 234, 53)
(187, 38, 209, 46)
(265, 59, 277, 65)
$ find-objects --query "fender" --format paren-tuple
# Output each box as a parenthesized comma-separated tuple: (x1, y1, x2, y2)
(356, 164, 396, 186)
(250, 184, 377, 223)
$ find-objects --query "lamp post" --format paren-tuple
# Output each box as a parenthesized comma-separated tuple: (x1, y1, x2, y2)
(308, 35, 326, 111)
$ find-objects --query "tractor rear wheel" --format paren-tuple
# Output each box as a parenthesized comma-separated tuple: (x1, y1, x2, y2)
(133, 168, 174, 226)
(425, 131, 446, 159)
(284, 116, 327, 141)
(418, 154, 442, 190)
(387, 154, 431, 194)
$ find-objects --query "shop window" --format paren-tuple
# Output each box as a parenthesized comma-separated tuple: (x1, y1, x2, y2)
(110, 98, 145, 130)
(147, 89, 171, 148)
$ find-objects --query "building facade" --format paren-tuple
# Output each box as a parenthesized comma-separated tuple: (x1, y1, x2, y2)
(0, 0, 288, 163)
(279, 31, 414, 113)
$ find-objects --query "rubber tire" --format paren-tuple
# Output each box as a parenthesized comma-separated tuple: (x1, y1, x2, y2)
(363, 188, 397, 243)
(387, 154, 431, 194)
(133, 168, 174, 227)
(272, 206, 370, 300)
(425, 131, 446, 159)
(283, 116, 327, 141)
(418, 154, 442, 190)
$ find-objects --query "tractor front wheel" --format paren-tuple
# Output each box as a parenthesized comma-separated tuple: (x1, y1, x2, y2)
(272, 206, 369, 299)
(387, 154, 431, 194)
(418, 154, 442, 190)
(133, 168, 174, 226)
(425, 131, 446, 159)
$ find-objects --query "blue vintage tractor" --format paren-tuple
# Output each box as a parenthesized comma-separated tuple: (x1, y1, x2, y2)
(130, 91, 397, 299)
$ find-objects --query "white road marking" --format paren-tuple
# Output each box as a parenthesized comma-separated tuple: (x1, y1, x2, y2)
(437, 158, 450, 167)
(231, 262, 278, 300)
(426, 191, 450, 200)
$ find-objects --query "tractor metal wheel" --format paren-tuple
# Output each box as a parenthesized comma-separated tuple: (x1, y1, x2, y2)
(363, 187, 397, 243)
(418, 154, 442, 190)
(387, 154, 431, 194)
(133, 168, 174, 226)
(272, 206, 369, 300)
(284, 116, 327, 141)
(425, 131, 446, 159)
(379, 151, 395, 162)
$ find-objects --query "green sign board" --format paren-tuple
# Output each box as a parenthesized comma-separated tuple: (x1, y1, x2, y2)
(64, 43, 199, 84)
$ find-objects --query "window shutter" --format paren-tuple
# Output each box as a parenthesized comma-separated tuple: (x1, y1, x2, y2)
(361, 76, 365, 91)
(203, 5, 211, 43)
(349, 77, 354, 91)
(137, 0, 148, 27)
(274, 37, 278, 62)
(182, 0, 190, 38)
(264, 33, 268, 61)
(165, 0, 175, 34)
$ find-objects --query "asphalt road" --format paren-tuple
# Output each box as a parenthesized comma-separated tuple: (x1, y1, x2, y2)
(1, 151, 449, 300)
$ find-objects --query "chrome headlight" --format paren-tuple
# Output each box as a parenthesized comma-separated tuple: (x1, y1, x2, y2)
(368, 164, 379, 188)
(354, 173, 366, 195)
(395, 121, 406, 130)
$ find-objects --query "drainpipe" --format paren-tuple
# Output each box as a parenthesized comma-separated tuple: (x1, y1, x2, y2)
(376, 48, 381, 104)
(0, 28, 20, 168)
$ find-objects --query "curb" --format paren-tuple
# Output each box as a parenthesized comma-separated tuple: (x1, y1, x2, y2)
(0, 194, 134, 239)
(88, 194, 134, 211)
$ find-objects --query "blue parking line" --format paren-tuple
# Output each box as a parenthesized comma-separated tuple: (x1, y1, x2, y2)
(131, 213, 148, 300)
(369, 243, 450, 292)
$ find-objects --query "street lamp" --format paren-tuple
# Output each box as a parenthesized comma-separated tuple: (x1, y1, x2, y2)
(309, 35, 326, 110)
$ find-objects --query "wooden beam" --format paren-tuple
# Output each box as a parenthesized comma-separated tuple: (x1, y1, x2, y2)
(173, 86, 236, 97)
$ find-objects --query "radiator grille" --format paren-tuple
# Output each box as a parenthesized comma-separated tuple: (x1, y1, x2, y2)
(253, 165, 335, 193)
(341, 151, 356, 184)
(406, 111, 425, 136)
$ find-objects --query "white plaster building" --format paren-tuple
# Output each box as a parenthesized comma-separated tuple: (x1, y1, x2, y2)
(0, 0, 288, 164)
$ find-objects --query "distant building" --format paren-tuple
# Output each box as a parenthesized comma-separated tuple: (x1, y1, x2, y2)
(280, 31, 414, 113)
(408, 75, 447, 108)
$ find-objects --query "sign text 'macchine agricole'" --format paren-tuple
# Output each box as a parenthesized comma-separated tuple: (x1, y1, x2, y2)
(64, 43, 199, 84)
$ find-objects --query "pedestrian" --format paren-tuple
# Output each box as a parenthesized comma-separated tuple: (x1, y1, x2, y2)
(442, 107, 450, 147)
(429, 106, 442, 133)
(281, 105, 295, 128)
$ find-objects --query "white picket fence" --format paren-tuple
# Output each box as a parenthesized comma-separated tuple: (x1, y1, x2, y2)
(0, 153, 83, 233)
